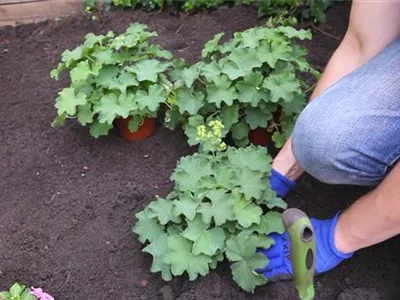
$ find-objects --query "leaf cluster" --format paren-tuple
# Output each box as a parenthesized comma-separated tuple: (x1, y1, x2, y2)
(112, 0, 165, 11)
(247, 0, 332, 23)
(109, 0, 334, 23)
(51, 23, 175, 138)
(0, 283, 36, 300)
(133, 145, 287, 292)
(165, 25, 318, 148)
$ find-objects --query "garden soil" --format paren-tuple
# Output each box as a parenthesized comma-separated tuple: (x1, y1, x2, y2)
(1, 3, 399, 300)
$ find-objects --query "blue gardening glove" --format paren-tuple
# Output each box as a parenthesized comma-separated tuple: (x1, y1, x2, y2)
(257, 213, 354, 281)
(270, 169, 296, 198)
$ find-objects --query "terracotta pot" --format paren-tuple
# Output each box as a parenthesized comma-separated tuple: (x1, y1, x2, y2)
(117, 117, 155, 141)
(248, 127, 271, 146)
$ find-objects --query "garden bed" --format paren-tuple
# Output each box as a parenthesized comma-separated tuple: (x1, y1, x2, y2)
(0, 4, 399, 300)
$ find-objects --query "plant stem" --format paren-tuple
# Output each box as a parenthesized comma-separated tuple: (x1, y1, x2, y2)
(304, 82, 317, 94)
(311, 24, 341, 41)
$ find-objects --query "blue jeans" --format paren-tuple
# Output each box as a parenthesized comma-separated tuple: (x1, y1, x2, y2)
(292, 38, 400, 186)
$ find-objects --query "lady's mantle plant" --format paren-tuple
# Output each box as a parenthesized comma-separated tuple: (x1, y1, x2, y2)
(165, 25, 318, 148)
(133, 120, 287, 292)
(51, 23, 175, 138)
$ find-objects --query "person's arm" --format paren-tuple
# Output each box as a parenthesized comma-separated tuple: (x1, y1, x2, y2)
(272, 0, 400, 181)
(335, 162, 400, 253)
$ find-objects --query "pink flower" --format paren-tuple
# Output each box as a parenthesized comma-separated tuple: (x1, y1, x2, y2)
(30, 287, 54, 300)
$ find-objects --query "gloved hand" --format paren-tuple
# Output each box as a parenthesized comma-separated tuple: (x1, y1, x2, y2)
(270, 169, 296, 198)
(257, 213, 354, 281)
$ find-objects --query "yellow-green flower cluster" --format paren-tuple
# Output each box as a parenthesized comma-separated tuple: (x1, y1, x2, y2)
(196, 120, 227, 151)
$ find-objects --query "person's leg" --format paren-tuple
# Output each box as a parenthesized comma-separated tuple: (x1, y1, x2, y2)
(291, 38, 400, 186)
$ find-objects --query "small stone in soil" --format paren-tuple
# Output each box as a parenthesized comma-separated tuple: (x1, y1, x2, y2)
(159, 285, 174, 300)
(140, 279, 149, 287)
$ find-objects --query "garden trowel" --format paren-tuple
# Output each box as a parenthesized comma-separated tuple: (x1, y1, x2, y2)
(282, 208, 316, 300)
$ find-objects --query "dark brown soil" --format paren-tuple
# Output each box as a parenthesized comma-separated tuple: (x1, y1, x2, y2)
(1, 4, 399, 300)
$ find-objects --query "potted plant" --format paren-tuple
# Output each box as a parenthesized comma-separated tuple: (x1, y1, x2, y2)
(165, 25, 318, 148)
(133, 119, 287, 292)
(50, 23, 176, 140)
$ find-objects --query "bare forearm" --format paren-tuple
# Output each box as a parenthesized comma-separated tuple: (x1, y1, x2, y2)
(335, 163, 400, 253)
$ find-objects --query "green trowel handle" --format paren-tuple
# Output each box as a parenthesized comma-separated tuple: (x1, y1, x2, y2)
(282, 208, 316, 300)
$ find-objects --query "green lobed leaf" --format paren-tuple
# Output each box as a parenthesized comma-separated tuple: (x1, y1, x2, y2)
(262, 187, 288, 209)
(184, 115, 205, 146)
(227, 146, 272, 173)
(108, 71, 139, 94)
(171, 154, 213, 192)
(148, 197, 181, 225)
(181, 214, 226, 256)
(222, 48, 262, 80)
(263, 72, 302, 103)
(143, 233, 172, 281)
(197, 189, 235, 226)
(9, 283, 23, 297)
(51, 114, 67, 128)
(233, 190, 262, 228)
(234, 167, 266, 200)
(256, 40, 292, 68)
(70, 60, 94, 83)
(128, 116, 143, 132)
(95, 93, 136, 124)
(200, 61, 221, 83)
(271, 131, 287, 149)
(133, 207, 165, 243)
(209, 250, 224, 269)
(147, 44, 173, 59)
(89, 120, 113, 138)
(77, 103, 94, 125)
(264, 211, 285, 234)
(212, 163, 236, 190)
(240, 28, 260, 49)
(55, 87, 87, 116)
(175, 88, 205, 115)
(244, 211, 284, 235)
(202, 32, 224, 58)
(61, 45, 84, 67)
(220, 103, 239, 133)
(206, 75, 238, 108)
(172, 193, 199, 221)
(21, 288, 36, 300)
(244, 107, 273, 130)
(127, 59, 169, 82)
(92, 48, 115, 65)
(96, 65, 119, 87)
(181, 62, 203, 88)
(84, 32, 112, 48)
(225, 231, 268, 292)
(164, 235, 212, 281)
(136, 84, 167, 112)
(50, 63, 66, 80)
(236, 71, 268, 107)
(231, 119, 249, 141)
(277, 26, 312, 40)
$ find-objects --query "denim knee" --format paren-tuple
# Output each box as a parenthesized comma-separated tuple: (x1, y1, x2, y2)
(291, 93, 400, 186)
(291, 38, 400, 186)
(292, 105, 380, 186)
